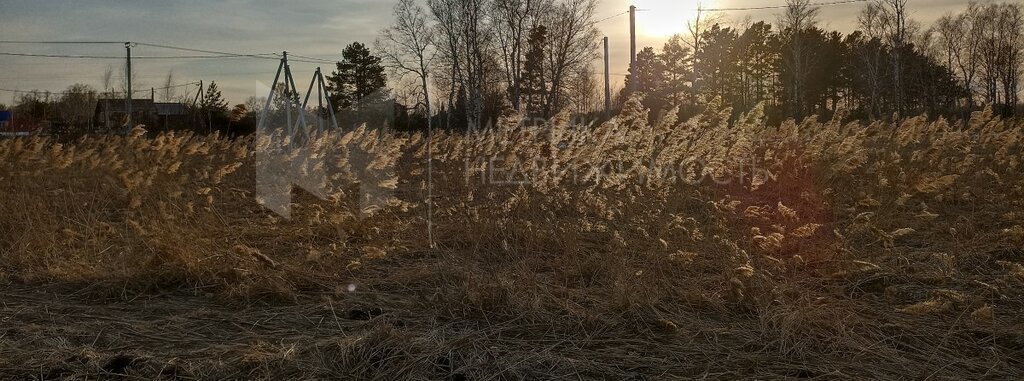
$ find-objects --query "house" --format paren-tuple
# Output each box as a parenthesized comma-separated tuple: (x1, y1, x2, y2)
(0, 110, 42, 138)
(94, 98, 158, 132)
(94, 98, 193, 133)
(154, 102, 191, 131)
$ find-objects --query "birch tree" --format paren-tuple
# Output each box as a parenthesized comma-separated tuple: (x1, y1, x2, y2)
(493, 0, 553, 111)
(542, 0, 599, 117)
(779, 0, 819, 119)
(378, 0, 436, 129)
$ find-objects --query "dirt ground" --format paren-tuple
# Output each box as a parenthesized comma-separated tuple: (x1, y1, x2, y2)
(3, 273, 1024, 380)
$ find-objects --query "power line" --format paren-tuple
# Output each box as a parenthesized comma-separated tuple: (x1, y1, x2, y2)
(0, 52, 279, 60)
(0, 87, 100, 96)
(0, 41, 340, 64)
(133, 42, 279, 60)
(133, 82, 202, 93)
(701, 0, 869, 12)
(593, 10, 630, 24)
(0, 82, 200, 96)
(0, 41, 125, 44)
(281, 53, 336, 64)
(0, 87, 66, 95)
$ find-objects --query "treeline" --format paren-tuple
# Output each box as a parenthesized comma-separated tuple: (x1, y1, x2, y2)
(5, 81, 253, 137)
(249, 0, 604, 133)
(622, 0, 1023, 124)
(5, 0, 1023, 136)
(372, 0, 1024, 131)
(1, 85, 98, 134)
(371, 0, 603, 132)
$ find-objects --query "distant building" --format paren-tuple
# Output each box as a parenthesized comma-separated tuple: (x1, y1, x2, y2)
(0, 110, 9, 131)
(94, 98, 158, 133)
(0, 110, 41, 138)
(154, 102, 190, 131)
(94, 99, 191, 133)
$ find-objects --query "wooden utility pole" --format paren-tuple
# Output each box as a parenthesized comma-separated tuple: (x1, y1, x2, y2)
(603, 36, 611, 119)
(125, 42, 132, 129)
(629, 5, 637, 92)
(193, 80, 204, 107)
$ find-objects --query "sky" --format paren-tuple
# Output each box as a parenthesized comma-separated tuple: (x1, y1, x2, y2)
(0, 0, 973, 106)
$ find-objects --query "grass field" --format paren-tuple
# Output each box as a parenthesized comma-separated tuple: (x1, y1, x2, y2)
(1, 99, 1023, 379)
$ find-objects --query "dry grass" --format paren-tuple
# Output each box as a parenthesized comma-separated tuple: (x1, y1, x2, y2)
(1, 98, 1023, 379)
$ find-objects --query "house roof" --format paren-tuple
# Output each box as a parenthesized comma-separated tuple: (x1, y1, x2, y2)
(154, 102, 188, 116)
(94, 99, 157, 114)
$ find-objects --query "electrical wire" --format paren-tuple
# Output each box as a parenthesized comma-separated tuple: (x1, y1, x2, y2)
(133, 42, 279, 60)
(0, 41, 125, 44)
(0, 41, 338, 65)
(131, 82, 201, 93)
(592, 10, 630, 25)
(0, 82, 200, 96)
(282, 53, 336, 64)
(701, 0, 870, 12)
(0, 52, 280, 60)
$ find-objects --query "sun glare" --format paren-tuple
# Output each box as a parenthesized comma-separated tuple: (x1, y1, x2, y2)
(633, 0, 712, 37)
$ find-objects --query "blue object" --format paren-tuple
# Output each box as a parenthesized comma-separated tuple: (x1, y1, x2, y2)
(0, 111, 10, 122)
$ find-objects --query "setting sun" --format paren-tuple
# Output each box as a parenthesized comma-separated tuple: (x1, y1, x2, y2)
(633, 0, 713, 37)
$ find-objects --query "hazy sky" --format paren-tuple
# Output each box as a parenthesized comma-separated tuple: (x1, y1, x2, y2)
(0, 0, 973, 105)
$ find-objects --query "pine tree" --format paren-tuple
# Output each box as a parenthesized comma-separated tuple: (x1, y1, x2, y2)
(327, 42, 389, 111)
(620, 47, 666, 114)
(737, 22, 777, 110)
(198, 81, 230, 134)
(661, 35, 694, 108)
(520, 26, 548, 120)
(200, 81, 229, 117)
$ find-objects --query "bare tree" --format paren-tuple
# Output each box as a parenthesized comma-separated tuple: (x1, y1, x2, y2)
(244, 96, 266, 116)
(161, 70, 177, 102)
(493, 0, 553, 111)
(779, 0, 820, 119)
(379, 0, 436, 130)
(57, 84, 98, 129)
(932, 5, 984, 113)
(686, 1, 721, 57)
(428, 0, 467, 130)
(866, 0, 912, 117)
(381, 0, 441, 246)
(542, 0, 599, 117)
(119, 62, 140, 98)
(857, 1, 888, 118)
(686, 1, 723, 100)
(101, 65, 114, 97)
(565, 65, 600, 115)
(993, 3, 1023, 114)
(977, 5, 1003, 106)
(460, 0, 492, 131)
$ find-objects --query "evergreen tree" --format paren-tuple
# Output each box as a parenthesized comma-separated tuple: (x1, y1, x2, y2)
(520, 26, 548, 120)
(199, 81, 230, 134)
(200, 81, 229, 117)
(660, 35, 694, 109)
(695, 25, 740, 106)
(620, 47, 667, 115)
(327, 42, 389, 111)
(737, 22, 778, 110)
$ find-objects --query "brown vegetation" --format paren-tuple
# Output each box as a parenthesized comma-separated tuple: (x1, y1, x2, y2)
(1, 99, 1023, 379)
